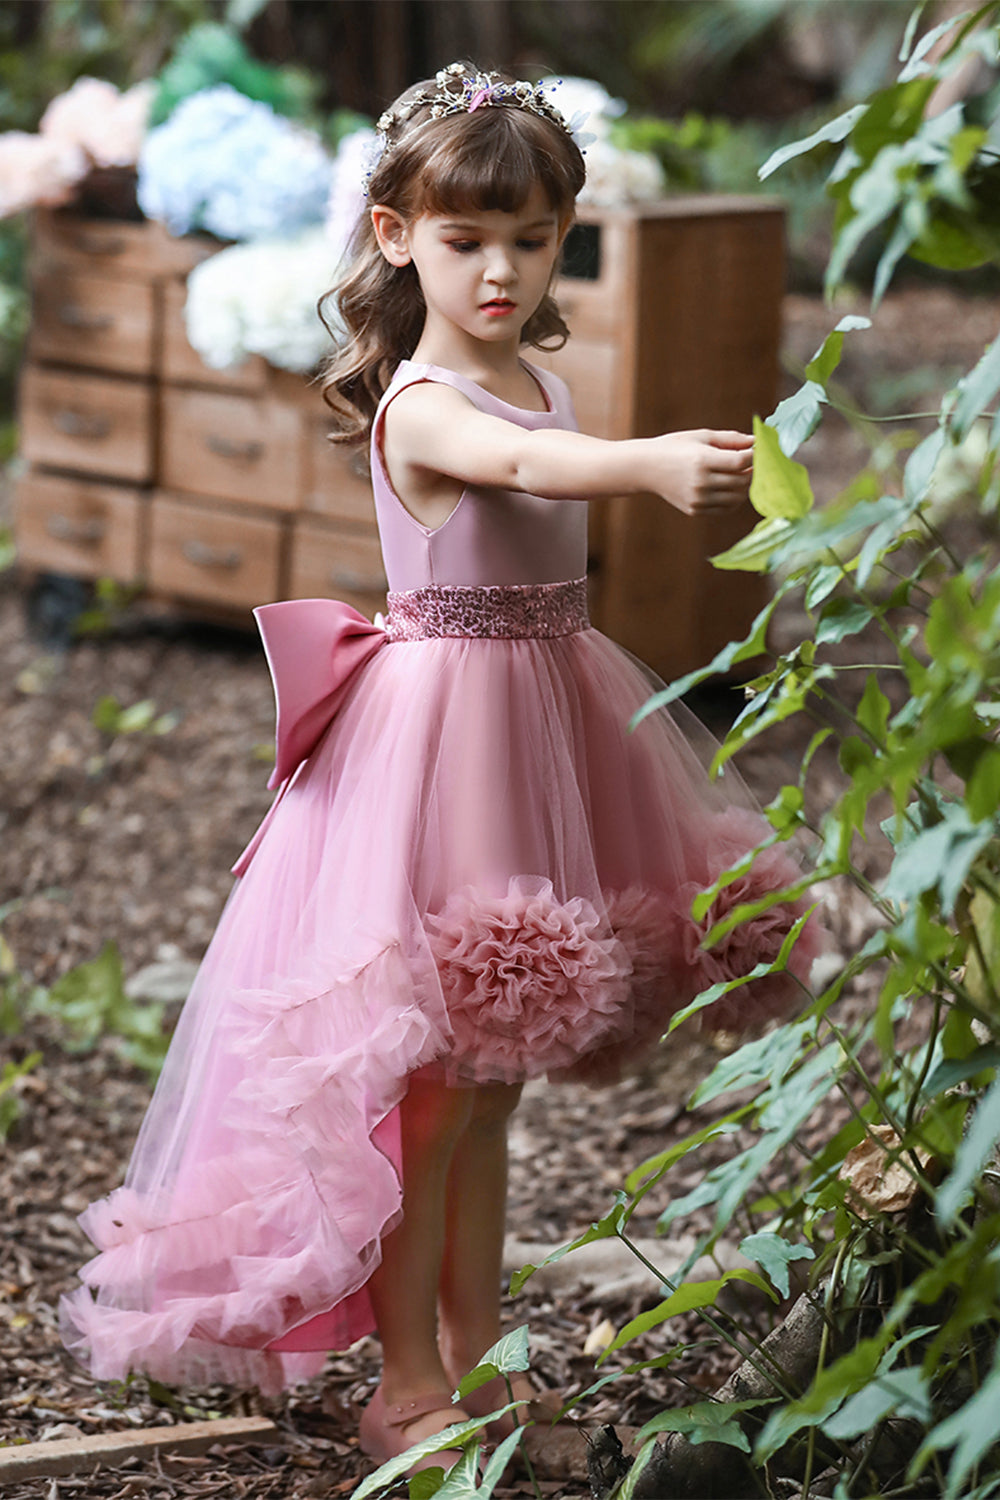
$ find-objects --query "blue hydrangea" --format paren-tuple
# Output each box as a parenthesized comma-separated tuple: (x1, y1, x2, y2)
(137, 84, 331, 241)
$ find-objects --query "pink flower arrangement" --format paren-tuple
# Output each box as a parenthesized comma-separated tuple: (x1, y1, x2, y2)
(0, 132, 88, 217)
(427, 877, 630, 1081)
(40, 77, 154, 169)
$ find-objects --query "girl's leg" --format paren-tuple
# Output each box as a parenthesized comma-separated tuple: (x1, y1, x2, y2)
(437, 1081, 522, 1384)
(366, 1074, 475, 1445)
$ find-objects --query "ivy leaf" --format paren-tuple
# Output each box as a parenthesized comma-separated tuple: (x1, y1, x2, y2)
(766, 381, 825, 457)
(815, 598, 875, 645)
(454, 1326, 529, 1400)
(600, 1271, 776, 1360)
(739, 1232, 815, 1299)
(749, 418, 815, 521)
(754, 1334, 888, 1463)
(882, 803, 993, 917)
(804, 315, 872, 386)
(712, 516, 792, 572)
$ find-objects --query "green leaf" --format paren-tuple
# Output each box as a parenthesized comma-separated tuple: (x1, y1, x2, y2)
(882, 804, 993, 917)
(815, 598, 874, 645)
(823, 1364, 930, 1442)
(805, 564, 844, 611)
(857, 674, 890, 744)
(352, 1420, 499, 1500)
(634, 1399, 773, 1452)
(951, 331, 1000, 441)
(630, 592, 780, 724)
(758, 104, 867, 179)
(509, 1195, 627, 1294)
(923, 1045, 1000, 1099)
(712, 516, 791, 572)
(749, 417, 814, 521)
(739, 1232, 815, 1299)
(904, 426, 947, 504)
(754, 1335, 888, 1463)
(766, 382, 825, 457)
(915, 1344, 1000, 1497)
(601, 1271, 776, 1358)
(454, 1326, 529, 1400)
(937, 1072, 1000, 1224)
(804, 315, 872, 386)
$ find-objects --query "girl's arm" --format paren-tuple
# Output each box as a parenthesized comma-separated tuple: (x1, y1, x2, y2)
(382, 382, 753, 517)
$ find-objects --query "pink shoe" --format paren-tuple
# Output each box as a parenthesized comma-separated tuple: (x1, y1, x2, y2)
(359, 1386, 469, 1475)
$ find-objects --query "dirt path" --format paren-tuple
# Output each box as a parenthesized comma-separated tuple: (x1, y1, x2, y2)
(1, 286, 996, 1497)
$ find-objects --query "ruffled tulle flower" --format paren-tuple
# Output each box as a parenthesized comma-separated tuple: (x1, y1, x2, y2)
(184, 227, 342, 373)
(427, 876, 630, 1080)
(137, 84, 331, 240)
(557, 886, 690, 1084)
(681, 809, 823, 1032)
(40, 77, 154, 168)
(0, 132, 87, 218)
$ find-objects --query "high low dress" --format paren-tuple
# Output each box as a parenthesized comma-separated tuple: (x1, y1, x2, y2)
(61, 359, 820, 1395)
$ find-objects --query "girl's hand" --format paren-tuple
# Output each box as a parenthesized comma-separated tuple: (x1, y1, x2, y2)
(645, 430, 754, 516)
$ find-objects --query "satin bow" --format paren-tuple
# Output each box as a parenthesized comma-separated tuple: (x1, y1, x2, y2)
(231, 598, 387, 876)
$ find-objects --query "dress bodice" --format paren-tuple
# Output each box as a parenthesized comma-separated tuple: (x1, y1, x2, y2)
(370, 359, 588, 593)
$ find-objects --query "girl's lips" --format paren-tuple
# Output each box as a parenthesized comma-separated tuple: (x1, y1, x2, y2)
(481, 299, 517, 316)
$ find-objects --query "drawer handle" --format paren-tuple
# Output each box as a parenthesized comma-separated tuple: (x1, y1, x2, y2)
(206, 434, 264, 463)
(57, 303, 114, 332)
(329, 567, 387, 592)
(70, 230, 129, 257)
(182, 538, 242, 571)
(52, 408, 111, 440)
(45, 513, 105, 545)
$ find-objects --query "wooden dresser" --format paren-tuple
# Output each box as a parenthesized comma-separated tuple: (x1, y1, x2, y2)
(15, 196, 783, 679)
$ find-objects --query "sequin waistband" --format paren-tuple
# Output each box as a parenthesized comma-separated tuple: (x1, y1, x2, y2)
(386, 576, 589, 641)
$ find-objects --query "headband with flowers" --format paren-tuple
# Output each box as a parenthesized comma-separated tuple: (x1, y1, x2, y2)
(364, 62, 590, 193)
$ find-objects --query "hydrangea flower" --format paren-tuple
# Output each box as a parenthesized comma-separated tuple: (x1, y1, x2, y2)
(0, 132, 87, 218)
(184, 227, 342, 373)
(138, 84, 331, 240)
(324, 127, 377, 261)
(40, 77, 154, 168)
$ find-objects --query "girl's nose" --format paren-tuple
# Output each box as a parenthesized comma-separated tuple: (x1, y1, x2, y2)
(485, 250, 516, 285)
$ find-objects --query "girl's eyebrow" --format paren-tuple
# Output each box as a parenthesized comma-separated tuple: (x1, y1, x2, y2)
(438, 216, 558, 232)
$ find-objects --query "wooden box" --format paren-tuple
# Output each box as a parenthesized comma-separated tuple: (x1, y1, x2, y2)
(15, 198, 783, 672)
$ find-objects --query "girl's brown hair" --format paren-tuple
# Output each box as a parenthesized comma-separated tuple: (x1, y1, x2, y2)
(320, 76, 586, 445)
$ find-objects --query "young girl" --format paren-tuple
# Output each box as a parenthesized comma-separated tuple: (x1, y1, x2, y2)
(61, 62, 819, 1471)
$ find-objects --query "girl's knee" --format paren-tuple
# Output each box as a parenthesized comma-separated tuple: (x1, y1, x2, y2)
(468, 1081, 522, 1132)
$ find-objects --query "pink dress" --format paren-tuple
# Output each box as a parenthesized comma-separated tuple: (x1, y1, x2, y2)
(61, 360, 819, 1394)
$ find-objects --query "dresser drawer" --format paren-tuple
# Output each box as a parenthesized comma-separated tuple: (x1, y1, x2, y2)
(160, 279, 268, 392)
(32, 208, 216, 281)
(14, 468, 143, 582)
(289, 518, 386, 615)
(148, 493, 282, 609)
(19, 365, 154, 481)
(302, 422, 376, 524)
(160, 389, 302, 508)
(30, 271, 157, 376)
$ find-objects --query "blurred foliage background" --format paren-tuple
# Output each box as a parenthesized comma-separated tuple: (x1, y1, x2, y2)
(0, 0, 966, 438)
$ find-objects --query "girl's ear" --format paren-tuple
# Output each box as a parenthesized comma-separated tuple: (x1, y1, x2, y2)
(371, 205, 412, 267)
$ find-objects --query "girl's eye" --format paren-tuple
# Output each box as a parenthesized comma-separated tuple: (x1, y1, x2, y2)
(448, 240, 479, 254)
(517, 239, 549, 251)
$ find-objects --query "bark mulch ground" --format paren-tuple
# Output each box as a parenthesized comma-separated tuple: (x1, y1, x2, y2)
(2, 285, 997, 1497)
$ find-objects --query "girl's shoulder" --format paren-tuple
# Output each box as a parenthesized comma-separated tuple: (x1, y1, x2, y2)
(381, 358, 574, 425)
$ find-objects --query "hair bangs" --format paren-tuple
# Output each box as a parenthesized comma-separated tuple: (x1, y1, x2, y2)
(416, 109, 582, 219)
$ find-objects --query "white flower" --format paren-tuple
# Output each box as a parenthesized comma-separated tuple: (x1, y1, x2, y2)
(184, 227, 342, 374)
(0, 131, 88, 217)
(577, 137, 665, 207)
(40, 77, 154, 168)
(542, 75, 626, 142)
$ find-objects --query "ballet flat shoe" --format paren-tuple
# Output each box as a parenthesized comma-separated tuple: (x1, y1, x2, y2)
(359, 1386, 469, 1475)
(459, 1373, 564, 1442)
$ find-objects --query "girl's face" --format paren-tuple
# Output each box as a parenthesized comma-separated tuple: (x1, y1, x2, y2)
(372, 184, 565, 354)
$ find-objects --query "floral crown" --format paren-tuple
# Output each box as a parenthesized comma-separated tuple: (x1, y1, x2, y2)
(369, 62, 582, 180)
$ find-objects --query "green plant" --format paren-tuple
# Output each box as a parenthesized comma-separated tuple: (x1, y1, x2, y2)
(33, 939, 170, 1080)
(0, 1051, 42, 1141)
(508, 9, 1000, 1500)
(91, 692, 180, 737)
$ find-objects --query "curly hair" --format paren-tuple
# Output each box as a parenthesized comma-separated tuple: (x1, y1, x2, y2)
(319, 75, 586, 447)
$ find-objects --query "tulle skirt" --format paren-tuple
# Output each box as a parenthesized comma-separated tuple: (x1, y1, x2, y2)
(60, 625, 819, 1393)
